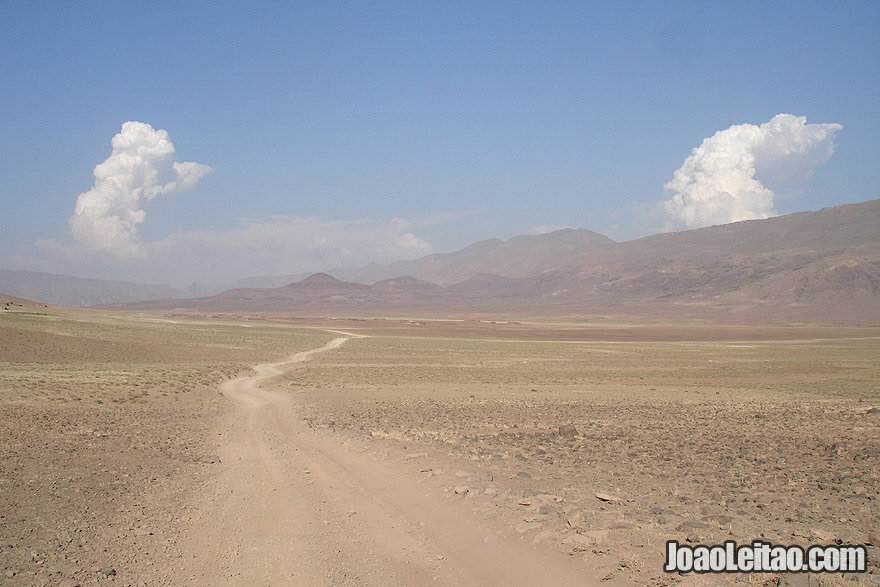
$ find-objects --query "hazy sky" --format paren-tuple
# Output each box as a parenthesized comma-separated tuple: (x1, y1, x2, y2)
(2, 2, 878, 286)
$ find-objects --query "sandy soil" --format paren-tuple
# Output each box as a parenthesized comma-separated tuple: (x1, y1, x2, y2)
(169, 331, 601, 585)
(286, 328, 880, 585)
(0, 311, 326, 585)
(2, 309, 879, 585)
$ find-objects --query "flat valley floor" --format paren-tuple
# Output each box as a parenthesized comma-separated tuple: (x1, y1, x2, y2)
(1, 309, 879, 585)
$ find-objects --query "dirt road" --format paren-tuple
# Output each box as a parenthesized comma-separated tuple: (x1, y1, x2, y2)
(172, 331, 600, 586)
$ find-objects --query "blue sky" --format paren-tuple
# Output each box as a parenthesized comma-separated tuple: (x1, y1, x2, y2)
(1, 2, 878, 285)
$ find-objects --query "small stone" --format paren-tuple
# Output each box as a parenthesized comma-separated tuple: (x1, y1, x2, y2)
(100, 568, 116, 577)
(866, 407, 880, 414)
(453, 486, 469, 495)
(516, 471, 531, 479)
(476, 471, 494, 482)
(811, 529, 835, 542)
(558, 424, 578, 437)
(4, 570, 17, 578)
(566, 510, 584, 528)
(595, 492, 622, 503)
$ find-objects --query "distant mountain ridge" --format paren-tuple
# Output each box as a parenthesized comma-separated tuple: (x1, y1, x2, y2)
(235, 228, 614, 288)
(0, 270, 190, 308)
(108, 199, 880, 323)
(331, 228, 615, 285)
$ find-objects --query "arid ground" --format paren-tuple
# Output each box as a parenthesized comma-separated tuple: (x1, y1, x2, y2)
(1, 307, 879, 585)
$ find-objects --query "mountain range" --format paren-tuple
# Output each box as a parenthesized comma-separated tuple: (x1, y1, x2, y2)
(100, 199, 880, 323)
(0, 270, 191, 308)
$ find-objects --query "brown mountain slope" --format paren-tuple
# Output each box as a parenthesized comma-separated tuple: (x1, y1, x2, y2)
(600, 199, 880, 267)
(225, 228, 612, 289)
(0, 270, 189, 307)
(718, 244, 880, 305)
(110, 200, 880, 322)
(1, 292, 53, 313)
(544, 200, 880, 306)
(326, 228, 614, 286)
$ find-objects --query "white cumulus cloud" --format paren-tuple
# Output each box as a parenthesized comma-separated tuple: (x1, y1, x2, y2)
(32, 122, 438, 285)
(69, 121, 213, 256)
(663, 114, 842, 229)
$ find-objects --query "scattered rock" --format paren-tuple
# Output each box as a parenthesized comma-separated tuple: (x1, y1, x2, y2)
(595, 492, 622, 503)
(3, 569, 17, 578)
(453, 486, 469, 495)
(866, 532, 880, 546)
(866, 408, 880, 415)
(810, 529, 835, 542)
(99, 567, 117, 577)
(516, 471, 531, 479)
(558, 423, 578, 436)
(566, 510, 585, 528)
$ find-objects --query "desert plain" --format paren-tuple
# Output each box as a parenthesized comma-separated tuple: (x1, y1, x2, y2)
(1, 302, 879, 585)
